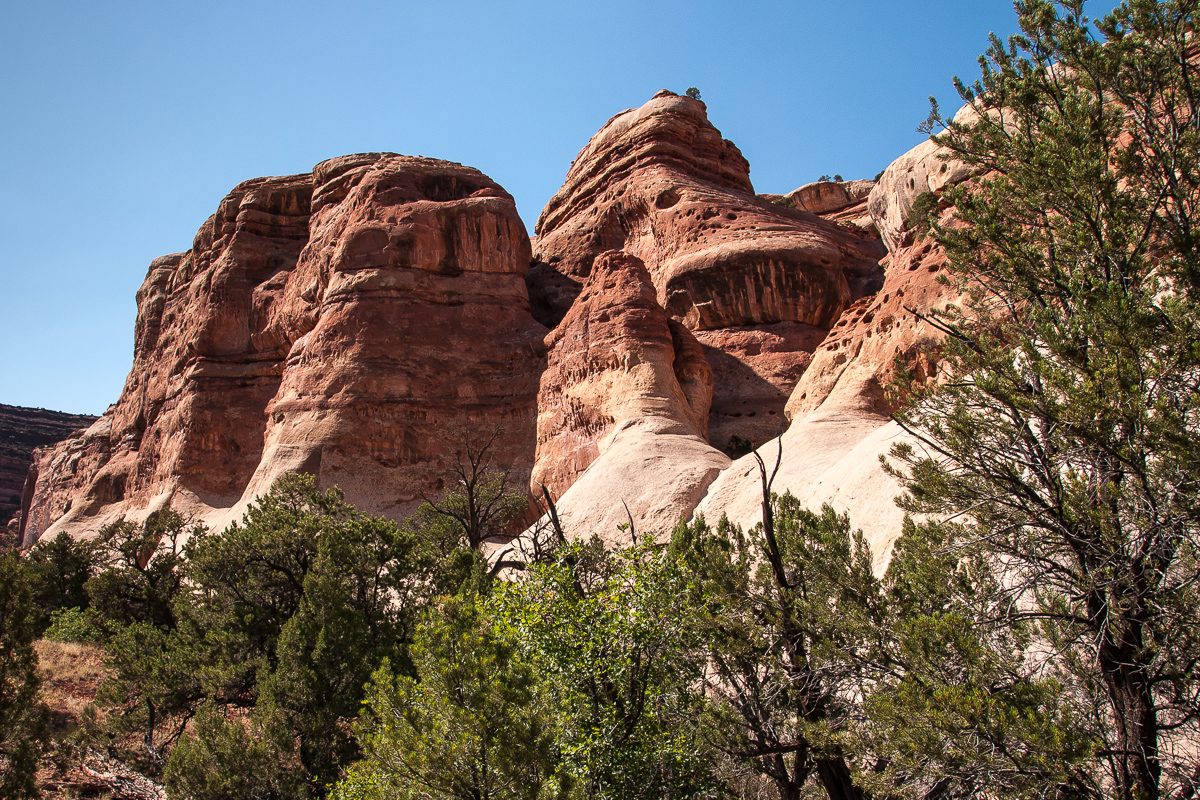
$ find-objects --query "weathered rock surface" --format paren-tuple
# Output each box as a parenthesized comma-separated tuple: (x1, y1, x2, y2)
(693, 115, 982, 565)
(532, 251, 712, 499)
(535, 415, 730, 547)
(782, 179, 875, 216)
(21, 155, 546, 546)
(237, 155, 547, 522)
(696, 220, 964, 568)
(0, 404, 96, 546)
(868, 104, 979, 253)
(694, 322, 826, 454)
(785, 229, 956, 422)
(528, 91, 886, 461)
(531, 91, 886, 331)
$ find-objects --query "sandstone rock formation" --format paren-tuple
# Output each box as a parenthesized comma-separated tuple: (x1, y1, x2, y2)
(20, 156, 546, 547)
(528, 251, 728, 542)
(782, 179, 875, 216)
(527, 90, 886, 457)
(694, 228, 960, 568)
(867, 104, 980, 253)
(696, 160, 973, 568)
(532, 251, 712, 497)
(21, 93, 980, 562)
(0, 404, 97, 546)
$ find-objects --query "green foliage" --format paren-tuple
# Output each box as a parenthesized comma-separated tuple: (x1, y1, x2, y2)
(128, 474, 434, 797)
(498, 536, 717, 800)
(87, 509, 195, 630)
(22, 531, 97, 635)
(907, 190, 939, 238)
(337, 594, 561, 800)
(672, 495, 881, 800)
(254, 508, 427, 791)
(861, 519, 1102, 799)
(889, 1, 1200, 796)
(163, 703, 307, 800)
(43, 606, 107, 643)
(685, 87, 701, 100)
(0, 553, 52, 800)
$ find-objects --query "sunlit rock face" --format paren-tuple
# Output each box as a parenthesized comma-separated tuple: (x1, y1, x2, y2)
(527, 90, 886, 458)
(21, 155, 547, 545)
(531, 250, 715, 502)
(19, 94, 984, 558)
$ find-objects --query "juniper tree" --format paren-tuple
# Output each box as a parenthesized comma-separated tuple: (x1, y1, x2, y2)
(0, 553, 51, 800)
(887, 2, 1200, 797)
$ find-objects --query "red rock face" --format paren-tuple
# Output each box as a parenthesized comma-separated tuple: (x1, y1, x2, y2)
(528, 91, 885, 458)
(243, 155, 547, 517)
(0, 404, 97, 533)
(21, 155, 546, 545)
(786, 211, 962, 422)
(532, 251, 712, 499)
(694, 321, 827, 453)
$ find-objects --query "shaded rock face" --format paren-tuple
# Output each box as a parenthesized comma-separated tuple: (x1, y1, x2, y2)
(694, 227, 960, 569)
(694, 321, 827, 455)
(22, 155, 546, 545)
(0, 404, 97, 546)
(532, 251, 712, 499)
(785, 231, 956, 422)
(528, 90, 886, 457)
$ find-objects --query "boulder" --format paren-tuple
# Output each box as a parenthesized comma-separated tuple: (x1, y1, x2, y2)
(783, 179, 875, 215)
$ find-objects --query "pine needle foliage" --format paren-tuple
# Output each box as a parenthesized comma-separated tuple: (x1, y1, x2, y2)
(888, 2, 1200, 797)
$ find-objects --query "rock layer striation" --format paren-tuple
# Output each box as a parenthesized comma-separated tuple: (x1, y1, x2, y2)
(21, 156, 546, 546)
(528, 91, 886, 459)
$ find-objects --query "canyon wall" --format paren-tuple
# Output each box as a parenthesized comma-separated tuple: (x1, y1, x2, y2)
(19, 156, 546, 547)
(0, 404, 96, 546)
(19, 91, 974, 559)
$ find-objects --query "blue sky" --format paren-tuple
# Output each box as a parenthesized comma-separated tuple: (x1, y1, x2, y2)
(0, 0, 1022, 415)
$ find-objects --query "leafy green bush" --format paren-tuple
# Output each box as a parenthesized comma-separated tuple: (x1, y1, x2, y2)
(43, 606, 106, 644)
(0, 553, 52, 800)
(164, 704, 307, 800)
(23, 531, 97, 635)
(336, 594, 561, 800)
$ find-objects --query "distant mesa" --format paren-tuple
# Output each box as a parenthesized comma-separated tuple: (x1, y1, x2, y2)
(0, 404, 97, 547)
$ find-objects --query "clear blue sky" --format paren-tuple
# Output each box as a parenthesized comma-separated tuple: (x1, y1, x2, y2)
(1, 0, 1023, 416)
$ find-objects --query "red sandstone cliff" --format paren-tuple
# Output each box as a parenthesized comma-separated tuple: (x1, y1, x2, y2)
(20, 93, 976, 555)
(20, 156, 546, 546)
(528, 90, 886, 463)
